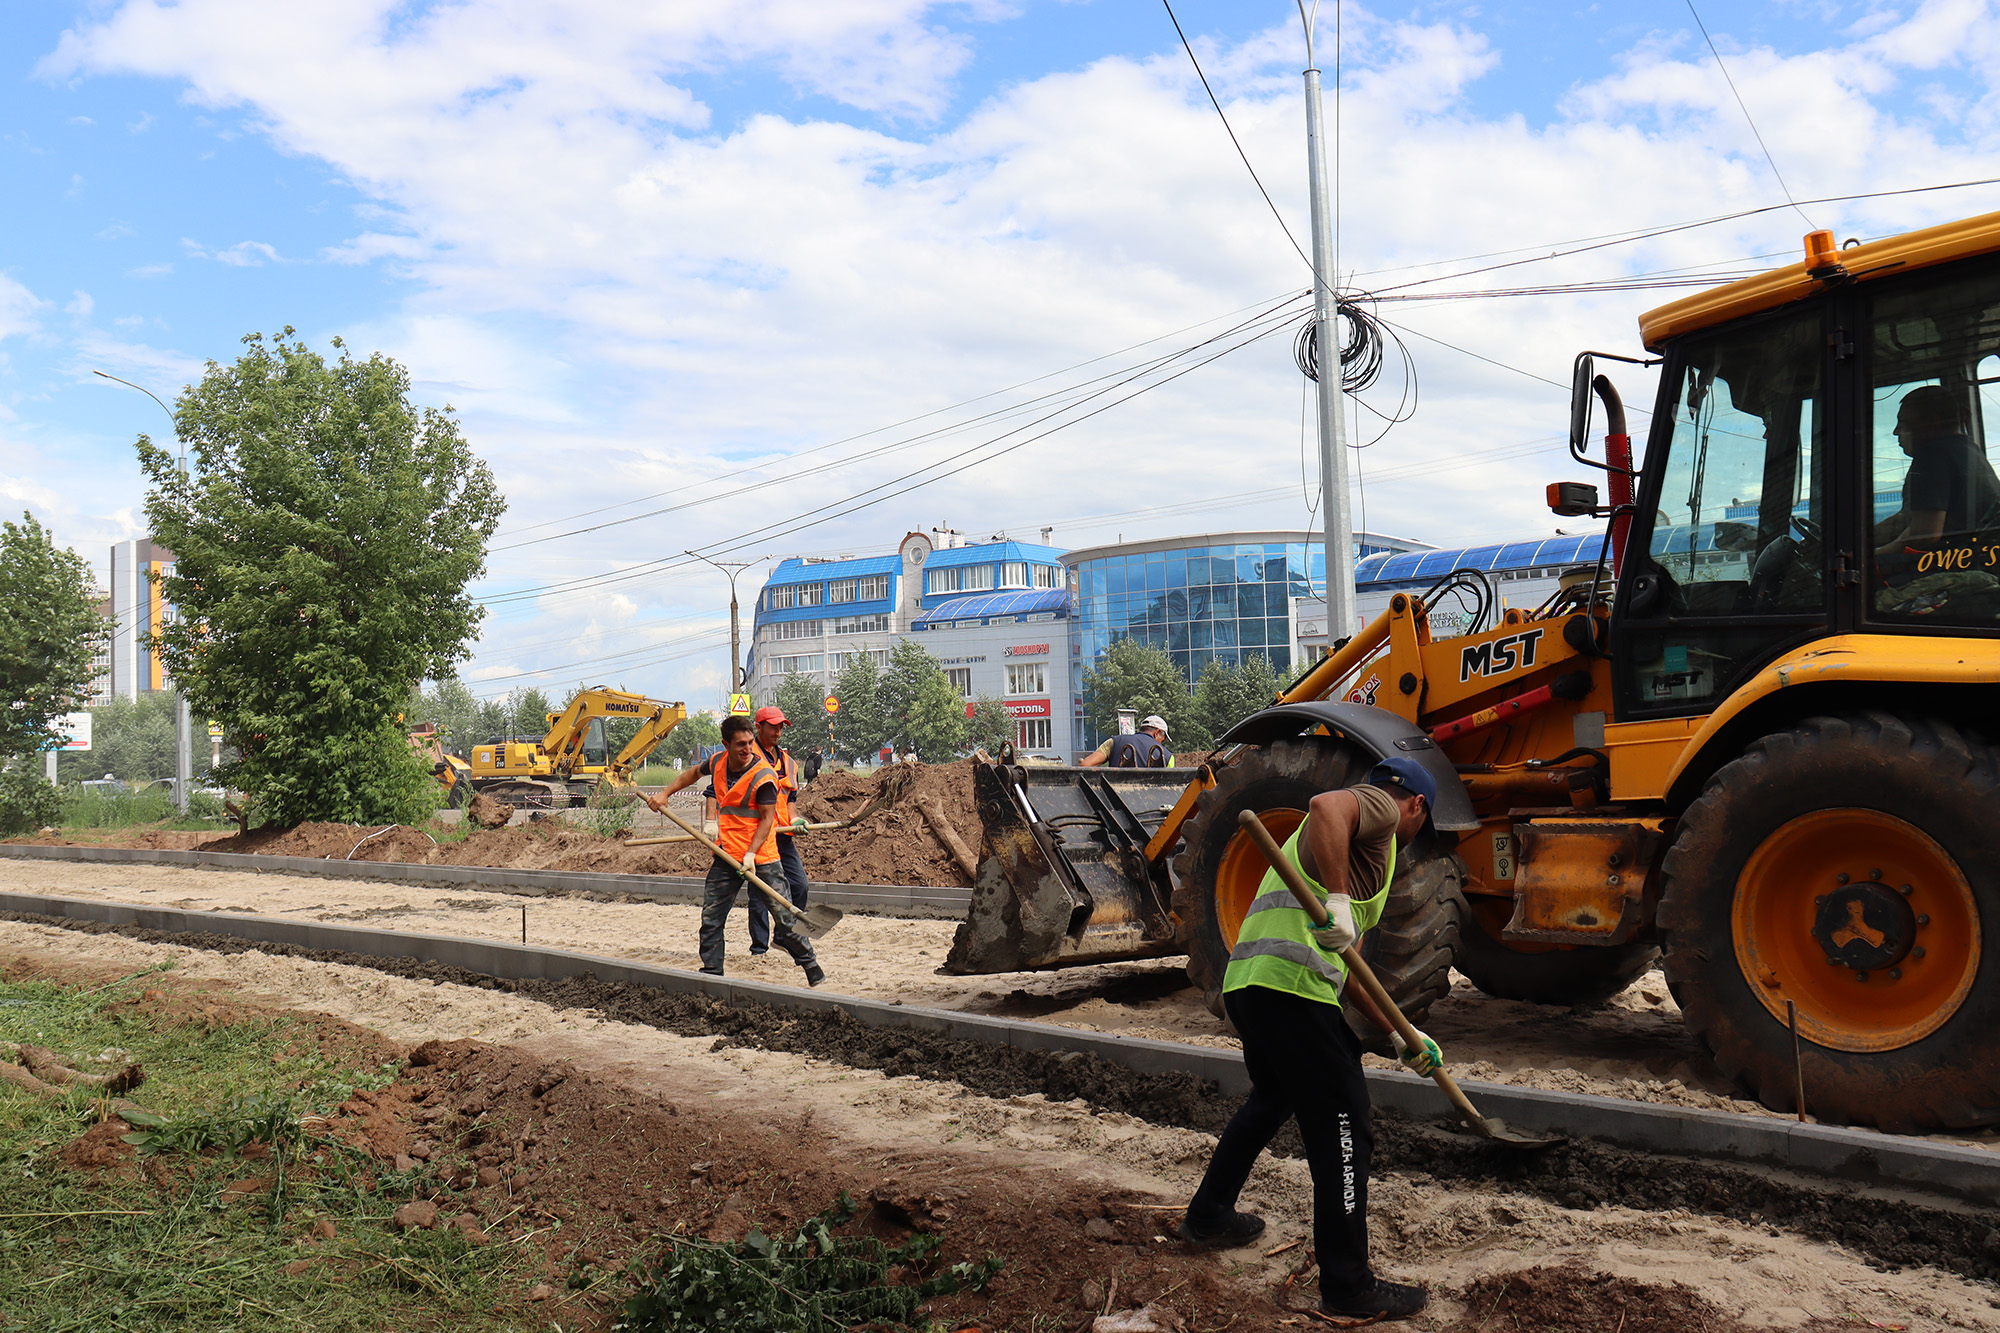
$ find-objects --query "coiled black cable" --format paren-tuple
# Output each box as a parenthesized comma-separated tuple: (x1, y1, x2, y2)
(1292, 291, 1418, 446)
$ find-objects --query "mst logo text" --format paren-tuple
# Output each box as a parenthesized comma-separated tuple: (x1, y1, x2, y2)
(1459, 628, 1544, 683)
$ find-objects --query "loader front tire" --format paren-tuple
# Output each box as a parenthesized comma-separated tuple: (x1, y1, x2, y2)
(1660, 712, 2000, 1131)
(1171, 739, 1465, 1032)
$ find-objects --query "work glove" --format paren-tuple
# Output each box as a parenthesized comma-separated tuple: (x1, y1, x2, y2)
(1391, 1028, 1444, 1076)
(792, 816, 809, 832)
(701, 819, 719, 840)
(1307, 895, 1357, 952)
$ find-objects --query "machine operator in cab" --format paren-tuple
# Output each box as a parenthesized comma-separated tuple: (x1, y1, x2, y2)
(646, 714, 824, 986)
(746, 706, 813, 955)
(1178, 756, 1443, 1323)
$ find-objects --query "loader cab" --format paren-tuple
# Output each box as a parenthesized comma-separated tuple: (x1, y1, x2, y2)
(1609, 236, 2000, 724)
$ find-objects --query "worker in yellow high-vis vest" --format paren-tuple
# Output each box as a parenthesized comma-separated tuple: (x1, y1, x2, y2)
(1179, 755, 1445, 1323)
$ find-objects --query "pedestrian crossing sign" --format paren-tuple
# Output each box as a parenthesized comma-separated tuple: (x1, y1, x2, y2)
(728, 693, 752, 715)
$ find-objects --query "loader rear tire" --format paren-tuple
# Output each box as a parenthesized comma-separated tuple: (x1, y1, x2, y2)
(1659, 712, 2000, 1131)
(1170, 739, 1465, 1033)
(1455, 895, 1659, 1006)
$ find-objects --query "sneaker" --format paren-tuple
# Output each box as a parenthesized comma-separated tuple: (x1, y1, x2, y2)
(748, 947, 769, 956)
(698, 967, 724, 977)
(804, 964, 826, 988)
(1175, 1211, 1265, 1250)
(1319, 1279, 1429, 1321)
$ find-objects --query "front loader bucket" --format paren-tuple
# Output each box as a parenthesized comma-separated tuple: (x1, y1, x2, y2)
(943, 758, 1193, 973)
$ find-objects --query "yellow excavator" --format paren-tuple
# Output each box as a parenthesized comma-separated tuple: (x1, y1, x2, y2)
(949, 211, 2000, 1133)
(450, 688, 687, 808)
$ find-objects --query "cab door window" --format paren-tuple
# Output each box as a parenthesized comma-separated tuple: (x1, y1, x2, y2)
(1868, 263, 2000, 623)
(1618, 307, 1827, 713)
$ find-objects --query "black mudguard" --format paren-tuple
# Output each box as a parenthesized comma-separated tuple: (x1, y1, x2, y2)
(1214, 703, 1480, 831)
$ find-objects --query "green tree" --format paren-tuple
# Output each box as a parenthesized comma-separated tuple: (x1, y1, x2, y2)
(1080, 638, 1205, 749)
(827, 654, 886, 762)
(408, 678, 484, 753)
(1192, 653, 1283, 745)
(965, 694, 1012, 755)
(505, 687, 556, 740)
(661, 710, 722, 763)
(0, 513, 104, 833)
(56, 693, 181, 783)
(140, 330, 505, 827)
(875, 640, 966, 759)
(773, 673, 832, 753)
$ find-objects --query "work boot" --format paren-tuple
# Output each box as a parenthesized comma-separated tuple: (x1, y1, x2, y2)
(805, 964, 826, 988)
(1175, 1211, 1264, 1250)
(1319, 1279, 1429, 1321)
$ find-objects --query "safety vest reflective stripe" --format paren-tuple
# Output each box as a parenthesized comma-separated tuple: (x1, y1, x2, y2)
(1243, 890, 1302, 917)
(1226, 936, 1348, 991)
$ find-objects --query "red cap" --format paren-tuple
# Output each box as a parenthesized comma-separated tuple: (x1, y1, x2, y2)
(754, 706, 790, 727)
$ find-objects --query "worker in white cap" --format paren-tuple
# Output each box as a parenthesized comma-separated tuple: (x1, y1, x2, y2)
(1080, 714, 1172, 768)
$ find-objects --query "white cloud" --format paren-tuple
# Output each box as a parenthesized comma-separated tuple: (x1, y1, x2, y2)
(213, 240, 281, 266)
(38, 0, 2000, 696)
(0, 274, 47, 341)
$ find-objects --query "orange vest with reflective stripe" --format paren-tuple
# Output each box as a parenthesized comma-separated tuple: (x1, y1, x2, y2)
(713, 754, 780, 865)
(758, 742, 796, 827)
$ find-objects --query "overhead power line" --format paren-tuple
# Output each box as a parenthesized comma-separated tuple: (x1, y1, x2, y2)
(1684, 0, 1814, 229)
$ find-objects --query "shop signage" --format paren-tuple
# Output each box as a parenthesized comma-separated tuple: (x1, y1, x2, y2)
(1003, 698, 1051, 719)
(934, 655, 987, 665)
(1003, 643, 1050, 658)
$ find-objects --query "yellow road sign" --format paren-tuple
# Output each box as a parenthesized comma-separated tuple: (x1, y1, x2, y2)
(207, 722, 224, 739)
(823, 695, 840, 713)
(728, 693, 752, 715)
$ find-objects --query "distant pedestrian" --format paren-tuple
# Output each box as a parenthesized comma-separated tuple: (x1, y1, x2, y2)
(745, 706, 811, 956)
(803, 746, 823, 784)
(644, 715, 823, 986)
(1080, 714, 1172, 768)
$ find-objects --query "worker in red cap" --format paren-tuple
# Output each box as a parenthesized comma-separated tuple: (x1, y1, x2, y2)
(747, 705, 812, 954)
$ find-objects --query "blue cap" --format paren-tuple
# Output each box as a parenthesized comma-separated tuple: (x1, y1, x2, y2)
(1368, 755, 1437, 817)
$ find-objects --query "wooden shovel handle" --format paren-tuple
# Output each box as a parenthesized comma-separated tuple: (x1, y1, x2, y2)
(658, 805, 793, 916)
(1233, 811, 1489, 1128)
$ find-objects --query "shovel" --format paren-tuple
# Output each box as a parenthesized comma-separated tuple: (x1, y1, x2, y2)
(1235, 810, 1561, 1149)
(626, 821, 845, 846)
(657, 805, 845, 940)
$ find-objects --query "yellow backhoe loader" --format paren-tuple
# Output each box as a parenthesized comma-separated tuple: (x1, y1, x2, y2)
(949, 211, 2000, 1133)
(457, 688, 687, 808)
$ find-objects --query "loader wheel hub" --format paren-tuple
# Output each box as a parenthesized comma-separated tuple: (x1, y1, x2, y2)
(1216, 808, 1306, 948)
(1733, 808, 1981, 1053)
(1810, 882, 1914, 973)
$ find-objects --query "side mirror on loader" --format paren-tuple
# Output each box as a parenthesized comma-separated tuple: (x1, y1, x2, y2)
(1569, 353, 1596, 456)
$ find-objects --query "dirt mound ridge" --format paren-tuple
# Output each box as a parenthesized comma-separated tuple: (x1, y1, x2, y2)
(171, 761, 985, 888)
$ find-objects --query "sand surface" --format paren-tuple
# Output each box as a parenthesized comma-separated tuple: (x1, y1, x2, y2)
(3, 918, 1994, 1331)
(7, 855, 1999, 1160)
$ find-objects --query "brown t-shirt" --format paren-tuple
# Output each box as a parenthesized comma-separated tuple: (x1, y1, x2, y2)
(1298, 783, 1400, 900)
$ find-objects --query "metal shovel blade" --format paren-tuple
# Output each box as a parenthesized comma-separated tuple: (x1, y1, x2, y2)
(1459, 1113, 1563, 1149)
(791, 902, 845, 940)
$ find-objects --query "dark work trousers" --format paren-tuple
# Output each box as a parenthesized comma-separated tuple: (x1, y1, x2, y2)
(701, 856, 816, 975)
(1187, 984, 1375, 1299)
(746, 835, 810, 952)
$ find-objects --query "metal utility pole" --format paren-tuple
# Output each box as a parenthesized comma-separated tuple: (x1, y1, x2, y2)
(685, 552, 766, 693)
(96, 370, 192, 815)
(1299, 1, 1356, 639)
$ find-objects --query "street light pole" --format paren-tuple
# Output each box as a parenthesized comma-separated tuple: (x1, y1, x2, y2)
(95, 370, 192, 815)
(1298, 1, 1356, 640)
(685, 552, 766, 697)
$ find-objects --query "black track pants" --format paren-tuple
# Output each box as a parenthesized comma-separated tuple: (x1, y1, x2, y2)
(1187, 984, 1375, 1298)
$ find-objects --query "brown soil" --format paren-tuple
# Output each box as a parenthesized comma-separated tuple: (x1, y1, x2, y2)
(146, 760, 985, 888)
(1440, 1268, 1874, 1333)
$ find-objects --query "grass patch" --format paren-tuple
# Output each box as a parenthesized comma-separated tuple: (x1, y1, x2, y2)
(58, 787, 231, 833)
(631, 765, 680, 787)
(0, 968, 537, 1331)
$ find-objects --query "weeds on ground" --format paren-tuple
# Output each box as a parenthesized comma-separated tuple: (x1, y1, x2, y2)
(0, 969, 536, 1331)
(58, 786, 230, 831)
(571, 789, 640, 838)
(615, 1191, 1003, 1333)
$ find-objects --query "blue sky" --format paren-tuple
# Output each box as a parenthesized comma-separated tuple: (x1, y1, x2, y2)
(10, 0, 2000, 708)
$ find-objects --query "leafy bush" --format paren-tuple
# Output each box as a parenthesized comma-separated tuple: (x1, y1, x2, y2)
(571, 788, 639, 838)
(616, 1193, 1001, 1333)
(0, 765, 62, 835)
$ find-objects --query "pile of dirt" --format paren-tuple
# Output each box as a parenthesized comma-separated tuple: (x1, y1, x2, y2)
(329, 1037, 1275, 1330)
(1442, 1267, 1851, 1333)
(180, 761, 986, 888)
